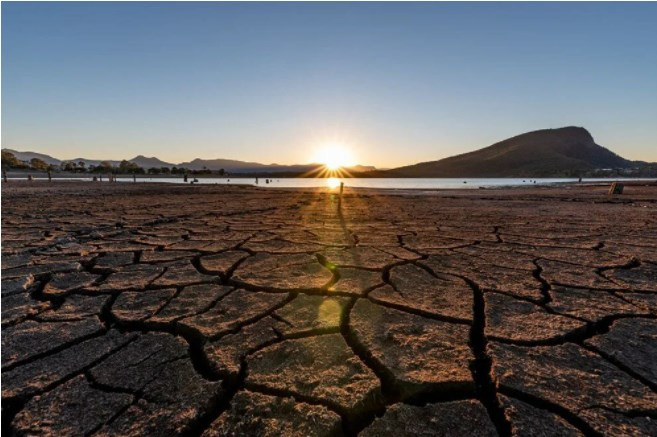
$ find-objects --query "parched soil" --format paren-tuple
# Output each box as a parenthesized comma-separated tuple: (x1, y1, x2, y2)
(2, 181, 657, 436)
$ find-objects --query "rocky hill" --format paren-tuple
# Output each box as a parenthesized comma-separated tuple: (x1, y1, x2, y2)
(386, 127, 635, 177)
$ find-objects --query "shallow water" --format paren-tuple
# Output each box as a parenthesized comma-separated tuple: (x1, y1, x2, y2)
(7, 176, 654, 189)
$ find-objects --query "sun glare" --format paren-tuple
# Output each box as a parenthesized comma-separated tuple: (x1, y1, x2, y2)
(326, 177, 341, 188)
(312, 143, 355, 170)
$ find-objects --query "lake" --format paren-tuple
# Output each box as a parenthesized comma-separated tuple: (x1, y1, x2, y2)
(8, 176, 654, 189)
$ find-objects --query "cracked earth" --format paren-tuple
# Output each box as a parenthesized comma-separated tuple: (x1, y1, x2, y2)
(2, 181, 657, 436)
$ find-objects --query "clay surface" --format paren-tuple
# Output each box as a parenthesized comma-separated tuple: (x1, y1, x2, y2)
(2, 181, 656, 435)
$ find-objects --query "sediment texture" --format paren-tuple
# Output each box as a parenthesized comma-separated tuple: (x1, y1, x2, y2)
(2, 182, 657, 436)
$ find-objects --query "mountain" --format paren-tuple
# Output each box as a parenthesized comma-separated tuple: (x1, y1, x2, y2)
(385, 127, 635, 177)
(1, 149, 120, 167)
(346, 164, 377, 173)
(11, 126, 640, 178)
(2, 148, 377, 174)
(2, 149, 61, 166)
(69, 158, 121, 167)
(177, 158, 336, 174)
(177, 158, 276, 172)
(129, 155, 175, 168)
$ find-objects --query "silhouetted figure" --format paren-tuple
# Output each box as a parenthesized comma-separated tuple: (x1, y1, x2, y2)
(2, 168, 7, 183)
(28, 175, 33, 181)
(133, 173, 136, 183)
(184, 174, 188, 182)
(47, 170, 52, 182)
(255, 177, 259, 184)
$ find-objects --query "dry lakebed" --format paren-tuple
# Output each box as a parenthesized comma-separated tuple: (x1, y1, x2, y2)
(2, 181, 657, 436)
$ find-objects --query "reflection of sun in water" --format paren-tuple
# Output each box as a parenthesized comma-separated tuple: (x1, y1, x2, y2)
(326, 177, 341, 189)
(312, 143, 356, 170)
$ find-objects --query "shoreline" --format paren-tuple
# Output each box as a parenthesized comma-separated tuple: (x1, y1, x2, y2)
(3, 179, 657, 202)
(3, 174, 656, 192)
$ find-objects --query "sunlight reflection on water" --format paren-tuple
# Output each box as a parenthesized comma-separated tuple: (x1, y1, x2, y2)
(326, 177, 341, 189)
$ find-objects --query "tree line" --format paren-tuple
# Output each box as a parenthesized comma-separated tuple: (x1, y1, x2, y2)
(1, 151, 226, 176)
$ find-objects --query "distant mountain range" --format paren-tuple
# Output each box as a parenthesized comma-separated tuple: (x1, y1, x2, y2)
(1, 149, 376, 174)
(4, 127, 655, 177)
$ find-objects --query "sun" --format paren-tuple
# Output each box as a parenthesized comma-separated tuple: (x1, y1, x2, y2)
(312, 143, 355, 170)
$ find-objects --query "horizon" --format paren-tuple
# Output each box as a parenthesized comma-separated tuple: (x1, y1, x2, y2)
(3, 3, 657, 166)
(0, 125, 643, 169)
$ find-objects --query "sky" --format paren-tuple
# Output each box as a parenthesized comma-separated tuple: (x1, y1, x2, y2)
(2, 2, 657, 167)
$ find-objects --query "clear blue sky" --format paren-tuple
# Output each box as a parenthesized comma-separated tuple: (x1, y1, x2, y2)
(3, 2, 657, 167)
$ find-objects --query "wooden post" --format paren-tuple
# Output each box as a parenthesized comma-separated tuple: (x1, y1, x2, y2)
(338, 182, 344, 209)
(28, 174, 33, 182)
(133, 173, 136, 183)
(608, 182, 624, 195)
(2, 168, 7, 183)
(48, 170, 52, 182)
